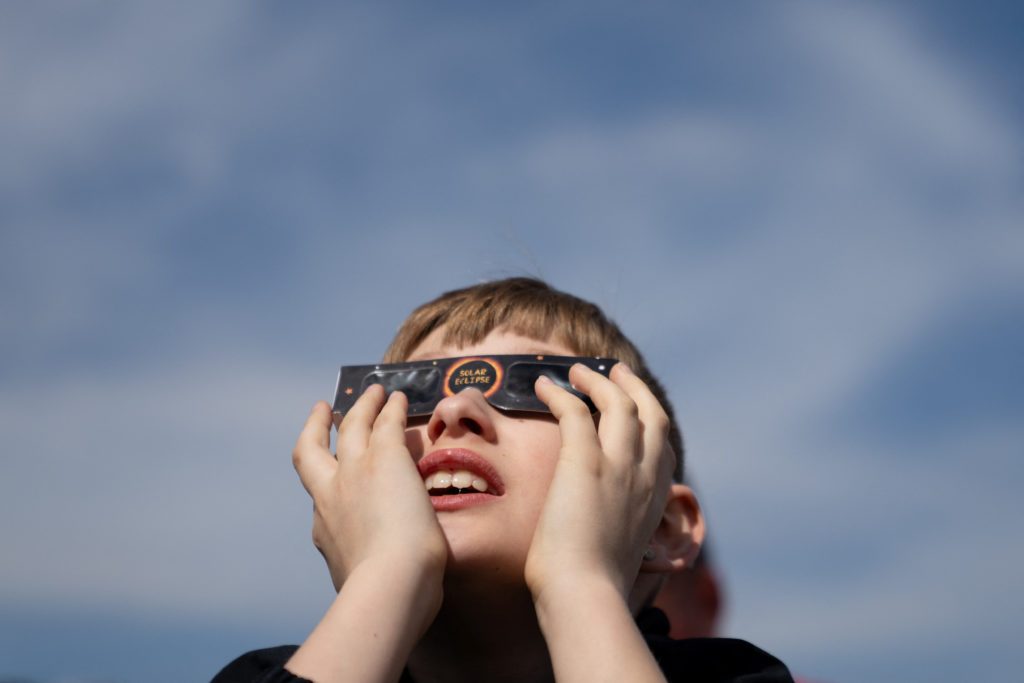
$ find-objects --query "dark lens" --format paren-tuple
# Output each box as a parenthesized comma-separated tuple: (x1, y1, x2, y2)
(505, 361, 597, 412)
(364, 367, 442, 404)
(505, 362, 573, 396)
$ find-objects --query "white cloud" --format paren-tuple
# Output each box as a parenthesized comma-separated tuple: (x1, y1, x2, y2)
(782, 1, 1020, 174)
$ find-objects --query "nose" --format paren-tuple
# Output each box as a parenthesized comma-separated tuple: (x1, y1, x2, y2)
(426, 388, 498, 443)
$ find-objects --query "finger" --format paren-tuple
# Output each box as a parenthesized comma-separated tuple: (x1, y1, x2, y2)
(534, 373, 602, 459)
(364, 390, 410, 456)
(609, 363, 673, 478)
(292, 401, 338, 495)
(336, 383, 387, 460)
(566, 363, 640, 461)
(610, 362, 670, 428)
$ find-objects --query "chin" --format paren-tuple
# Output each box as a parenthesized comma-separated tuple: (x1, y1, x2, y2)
(440, 533, 528, 586)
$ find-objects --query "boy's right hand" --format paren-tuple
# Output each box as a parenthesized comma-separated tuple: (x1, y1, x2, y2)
(286, 389, 447, 681)
(292, 388, 447, 597)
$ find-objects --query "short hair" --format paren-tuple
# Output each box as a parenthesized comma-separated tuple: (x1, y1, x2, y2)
(384, 277, 684, 480)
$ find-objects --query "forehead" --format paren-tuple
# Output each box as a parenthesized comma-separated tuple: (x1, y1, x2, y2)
(406, 326, 575, 362)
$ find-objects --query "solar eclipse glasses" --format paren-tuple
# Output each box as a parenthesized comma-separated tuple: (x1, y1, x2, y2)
(333, 354, 618, 418)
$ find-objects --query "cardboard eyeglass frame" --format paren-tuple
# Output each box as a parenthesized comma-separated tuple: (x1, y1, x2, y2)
(332, 354, 618, 420)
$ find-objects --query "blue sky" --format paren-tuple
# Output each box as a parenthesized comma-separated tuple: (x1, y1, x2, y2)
(1, 2, 1022, 681)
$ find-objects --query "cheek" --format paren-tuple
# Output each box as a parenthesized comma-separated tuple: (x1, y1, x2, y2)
(540, 428, 563, 465)
(523, 423, 564, 488)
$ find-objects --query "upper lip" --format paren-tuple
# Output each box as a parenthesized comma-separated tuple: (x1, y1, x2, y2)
(417, 448, 505, 495)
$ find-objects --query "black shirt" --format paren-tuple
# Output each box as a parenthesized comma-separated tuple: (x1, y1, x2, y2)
(212, 608, 793, 683)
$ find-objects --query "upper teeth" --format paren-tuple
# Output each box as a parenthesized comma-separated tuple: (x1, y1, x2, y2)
(424, 469, 490, 493)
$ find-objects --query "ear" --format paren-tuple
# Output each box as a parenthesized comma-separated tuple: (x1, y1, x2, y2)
(640, 483, 706, 574)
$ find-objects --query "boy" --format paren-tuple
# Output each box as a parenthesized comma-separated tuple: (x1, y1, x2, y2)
(214, 278, 792, 682)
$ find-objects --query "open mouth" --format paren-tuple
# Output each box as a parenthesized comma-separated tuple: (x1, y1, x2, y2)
(423, 469, 495, 496)
(417, 449, 505, 506)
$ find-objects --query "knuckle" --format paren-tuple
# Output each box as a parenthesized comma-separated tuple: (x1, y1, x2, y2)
(564, 398, 592, 419)
(607, 390, 638, 417)
(373, 406, 403, 430)
(335, 417, 356, 440)
(634, 393, 669, 430)
(311, 520, 324, 549)
(649, 409, 670, 435)
(623, 396, 640, 418)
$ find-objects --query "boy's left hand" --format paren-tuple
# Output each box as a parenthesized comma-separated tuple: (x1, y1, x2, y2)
(525, 362, 676, 603)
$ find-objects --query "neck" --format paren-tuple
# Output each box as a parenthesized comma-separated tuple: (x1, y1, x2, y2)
(406, 575, 554, 683)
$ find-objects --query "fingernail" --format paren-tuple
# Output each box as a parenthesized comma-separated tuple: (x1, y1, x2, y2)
(616, 362, 634, 375)
(536, 374, 553, 385)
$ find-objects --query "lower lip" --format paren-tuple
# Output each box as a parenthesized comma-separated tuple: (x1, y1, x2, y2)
(430, 492, 497, 511)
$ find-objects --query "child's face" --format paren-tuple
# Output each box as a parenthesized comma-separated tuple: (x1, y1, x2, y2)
(403, 326, 574, 580)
